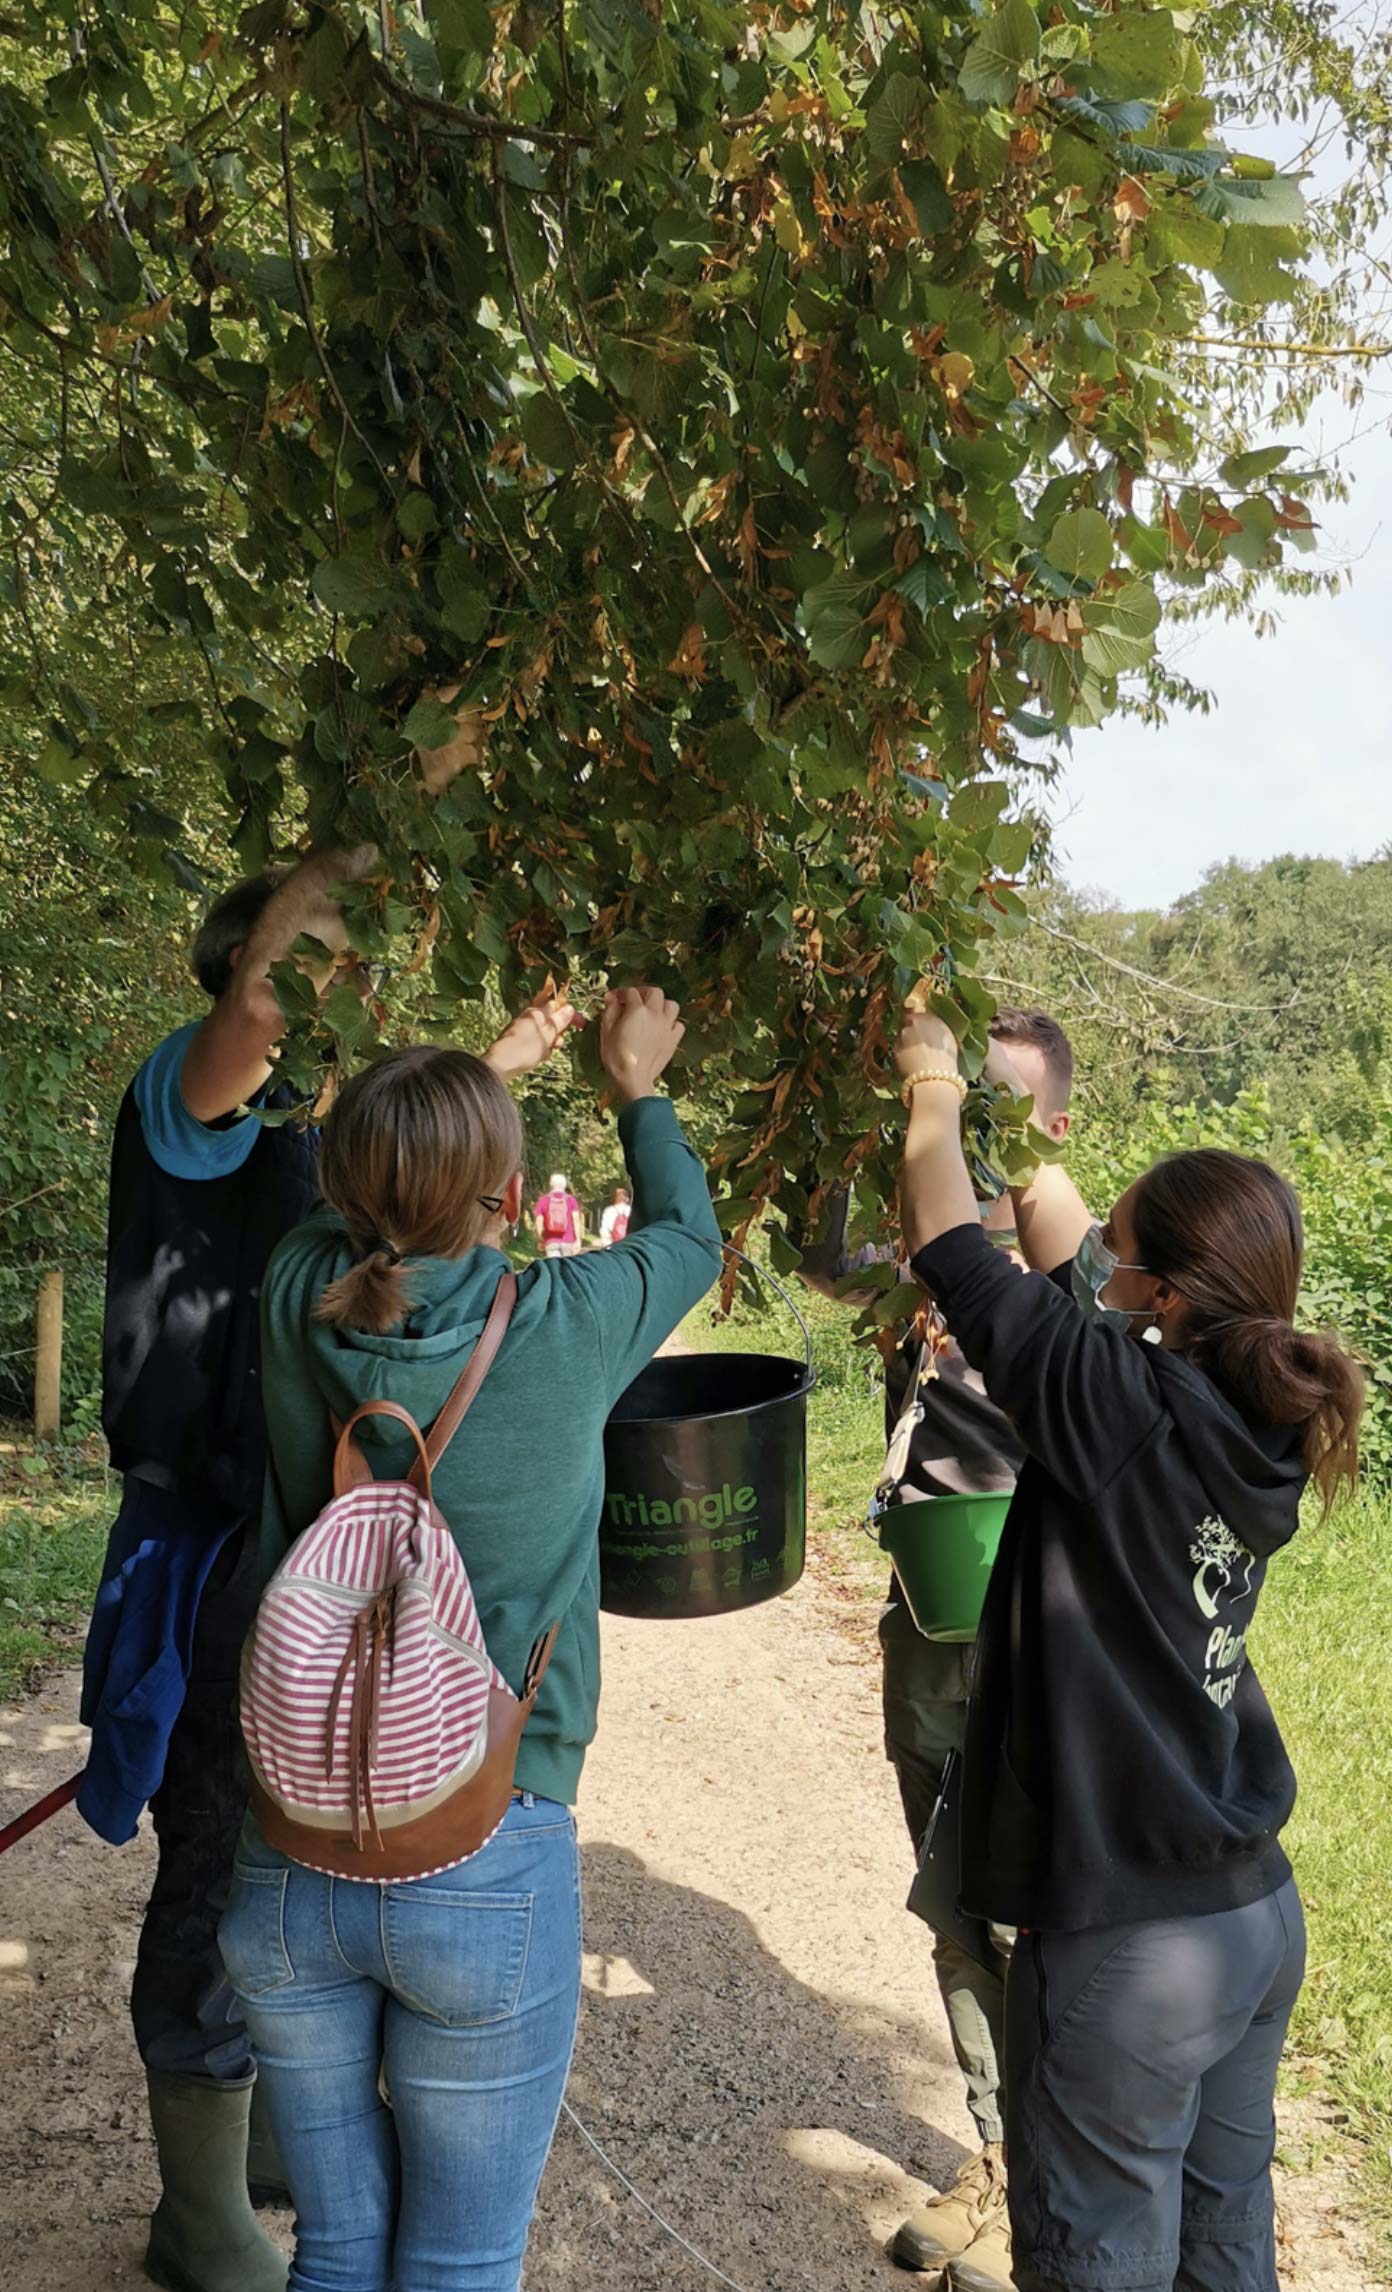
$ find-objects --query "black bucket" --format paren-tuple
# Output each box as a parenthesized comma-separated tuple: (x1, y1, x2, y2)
(599, 1259, 815, 1620)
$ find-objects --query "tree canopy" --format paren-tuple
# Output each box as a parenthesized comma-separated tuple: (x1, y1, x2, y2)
(0, 0, 1350, 1282)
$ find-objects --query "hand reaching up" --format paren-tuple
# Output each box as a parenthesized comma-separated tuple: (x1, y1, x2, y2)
(600, 986, 685, 1105)
(484, 987, 579, 1081)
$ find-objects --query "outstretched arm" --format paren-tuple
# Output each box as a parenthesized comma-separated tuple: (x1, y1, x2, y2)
(895, 1009, 979, 1258)
(180, 844, 378, 1122)
(897, 1014, 1162, 1496)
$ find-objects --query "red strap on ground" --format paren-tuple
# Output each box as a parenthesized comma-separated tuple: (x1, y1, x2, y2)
(0, 1771, 82, 1857)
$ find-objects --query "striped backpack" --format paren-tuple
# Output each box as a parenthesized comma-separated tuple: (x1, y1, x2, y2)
(241, 1273, 558, 1883)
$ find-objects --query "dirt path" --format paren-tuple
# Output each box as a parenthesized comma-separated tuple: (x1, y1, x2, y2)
(0, 1577, 1380, 2291)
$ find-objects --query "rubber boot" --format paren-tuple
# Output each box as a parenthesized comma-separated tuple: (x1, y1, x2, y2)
(892, 2144, 1007, 2273)
(246, 2076, 293, 2211)
(144, 2071, 288, 2292)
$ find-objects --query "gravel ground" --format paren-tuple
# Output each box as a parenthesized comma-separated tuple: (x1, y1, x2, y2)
(0, 1576, 1380, 2290)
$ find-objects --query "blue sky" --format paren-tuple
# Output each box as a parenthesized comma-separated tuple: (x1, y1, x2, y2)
(1045, 116, 1392, 912)
(1046, 412, 1392, 911)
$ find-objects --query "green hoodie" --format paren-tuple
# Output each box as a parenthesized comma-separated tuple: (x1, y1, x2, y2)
(258, 1095, 722, 1805)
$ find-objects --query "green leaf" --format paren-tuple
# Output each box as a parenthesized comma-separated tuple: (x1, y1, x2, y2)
(1196, 174, 1307, 230)
(800, 575, 876, 670)
(897, 158, 953, 237)
(1047, 507, 1114, 583)
(1079, 579, 1161, 673)
(500, 191, 550, 289)
(958, 0, 1041, 107)
(310, 555, 393, 620)
(1090, 10, 1177, 100)
(1224, 497, 1280, 570)
(1146, 197, 1226, 270)
(1120, 517, 1172, 573)
(403, 700, 462, 749)
(1213, 226, 1303, 306)
(521, 390, 579, 470)
(436, 549, 492, 643)
(1056, 92, 1155, 136)
(990, 818, 1034, 873)
(1041, 22, 1087, 61)
(397, 491, 437, 542)
(425, 0, 494, 50)
(1219, 445, 1292, 487)
(895, 558, 956, 616)
(951, 779, 1010, 831)
(1087, 256, 1156, 312)
(35, 736, 86, 787)
(866, 73, 928, 167)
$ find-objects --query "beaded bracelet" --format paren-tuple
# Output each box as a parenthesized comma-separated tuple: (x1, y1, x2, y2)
(900, 1066, 968, 1107)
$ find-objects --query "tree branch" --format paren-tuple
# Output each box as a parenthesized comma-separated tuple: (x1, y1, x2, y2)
(1181, 333, 1392, 360)
(370, 54, 596, 149)
(278, 104, 394, 495)
(491, 141, 643, 560)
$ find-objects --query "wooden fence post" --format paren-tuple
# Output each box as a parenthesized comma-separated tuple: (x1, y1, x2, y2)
(34, 1270, 63, 1443)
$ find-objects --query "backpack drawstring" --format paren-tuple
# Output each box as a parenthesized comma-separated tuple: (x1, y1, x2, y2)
(325, 1588, 396, 1853)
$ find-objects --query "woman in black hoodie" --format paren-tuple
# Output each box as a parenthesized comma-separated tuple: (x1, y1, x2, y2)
(893, 1004, 1362, 2292)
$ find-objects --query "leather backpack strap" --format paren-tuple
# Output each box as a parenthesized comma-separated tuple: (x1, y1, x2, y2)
(521, 1622, 560, 1704)
(410, 1270, 519, 1487)
(333, 1401, 434, 1501)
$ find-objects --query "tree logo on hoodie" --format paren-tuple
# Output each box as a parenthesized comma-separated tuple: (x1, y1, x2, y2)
(1189, 1516, 1257, 1708)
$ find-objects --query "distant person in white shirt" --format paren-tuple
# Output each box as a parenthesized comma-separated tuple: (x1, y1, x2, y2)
(599, 1187, 632, 1247)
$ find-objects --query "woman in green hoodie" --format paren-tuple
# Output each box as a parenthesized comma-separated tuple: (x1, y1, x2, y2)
(219, 985, 721, 2292)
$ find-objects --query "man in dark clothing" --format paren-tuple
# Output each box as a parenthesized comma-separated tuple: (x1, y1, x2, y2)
(80, 844, 374, 2292)
(798, 1011, 1074, 2292)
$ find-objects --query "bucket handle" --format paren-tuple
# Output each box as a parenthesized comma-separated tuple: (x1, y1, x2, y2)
(720, 1243, 814, 1381)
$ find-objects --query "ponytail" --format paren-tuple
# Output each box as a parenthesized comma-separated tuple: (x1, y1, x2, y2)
(315, 1240, 415, 1336)
(1132, 1149, 1365, 1513)
(1188, 1316, 1363, 1514)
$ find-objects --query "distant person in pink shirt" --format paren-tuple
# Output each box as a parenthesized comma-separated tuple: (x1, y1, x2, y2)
(599, 1186, 632, 1247)
(534, 1172, 583, 1258)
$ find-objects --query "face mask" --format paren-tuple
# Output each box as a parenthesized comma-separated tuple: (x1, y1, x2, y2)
(1071, 1222, 1155, 1333)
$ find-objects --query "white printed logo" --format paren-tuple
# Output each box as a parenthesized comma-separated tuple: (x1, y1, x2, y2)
(1188, 1516, 1256, 1709)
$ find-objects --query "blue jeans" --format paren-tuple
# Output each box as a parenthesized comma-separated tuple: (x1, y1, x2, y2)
(219, 1798, 582, 2292)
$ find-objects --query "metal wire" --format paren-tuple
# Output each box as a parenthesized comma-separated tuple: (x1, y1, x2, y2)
(561, 2100, 777, 2292)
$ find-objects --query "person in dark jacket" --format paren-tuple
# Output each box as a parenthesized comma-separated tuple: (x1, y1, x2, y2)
(797, 1013, 1074, 2290)
(81, 843, 376, 2292)
(893, 999, 1363, 2292)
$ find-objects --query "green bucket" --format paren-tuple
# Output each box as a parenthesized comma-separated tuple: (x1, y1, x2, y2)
(877, 1491, 1011, 1642)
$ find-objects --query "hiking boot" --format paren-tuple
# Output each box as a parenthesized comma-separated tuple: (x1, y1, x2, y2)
(891, 2144, 1007, 2273)
(948, 2212, 1015, 2292)
(144, 2071, 288, 2292)
(246, 2076, 292, 2211)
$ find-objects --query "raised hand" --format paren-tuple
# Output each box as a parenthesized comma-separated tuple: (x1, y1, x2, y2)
(600, 986, 685, 1105)
(484, 987, 579, 1081)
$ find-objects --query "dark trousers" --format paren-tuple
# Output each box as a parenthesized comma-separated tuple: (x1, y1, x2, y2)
(1005, 1878, 1306, 2292)
(131, 1524, 263, 2085)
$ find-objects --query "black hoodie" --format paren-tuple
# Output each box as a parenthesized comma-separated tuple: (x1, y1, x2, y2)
(912, 1222, 1305, 1931)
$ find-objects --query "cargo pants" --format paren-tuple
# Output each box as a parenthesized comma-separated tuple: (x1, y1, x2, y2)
(880, 1582, 1013, 2145)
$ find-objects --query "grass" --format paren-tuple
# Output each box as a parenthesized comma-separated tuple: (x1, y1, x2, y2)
(682, 1293, 1392, 2231)
(1257, 1490, 1392, 2213)
(0, 1452, 113, 1698)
